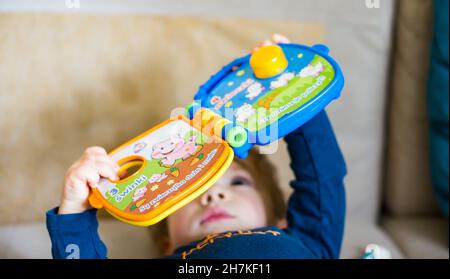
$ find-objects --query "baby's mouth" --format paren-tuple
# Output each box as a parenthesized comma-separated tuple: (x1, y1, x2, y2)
(200, 208, 234, 226)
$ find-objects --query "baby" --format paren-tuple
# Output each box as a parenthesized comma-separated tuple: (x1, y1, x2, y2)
(46, 35, 347, 259)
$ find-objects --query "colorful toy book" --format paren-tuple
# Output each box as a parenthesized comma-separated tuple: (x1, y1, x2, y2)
(88, 43, 344, 226)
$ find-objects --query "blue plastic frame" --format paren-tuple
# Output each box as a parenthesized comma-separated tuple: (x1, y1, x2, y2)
(193, 43, 345, 158)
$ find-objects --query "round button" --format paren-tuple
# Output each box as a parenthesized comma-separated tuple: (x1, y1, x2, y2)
(250, 45, 288, 79)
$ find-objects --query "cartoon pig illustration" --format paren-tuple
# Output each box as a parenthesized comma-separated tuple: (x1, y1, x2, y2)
(151, 133, 201, 167)
(149, 173, 168, 183)
(133, 187, 147, 202)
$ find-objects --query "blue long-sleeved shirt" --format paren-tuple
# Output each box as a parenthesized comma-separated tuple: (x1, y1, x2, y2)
(46, 110, 346, 259)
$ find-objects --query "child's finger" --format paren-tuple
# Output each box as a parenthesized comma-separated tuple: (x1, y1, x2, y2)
(252, 39, 274, 53)
(94, 156, 120, 173)
(260, 39, 273, 48)
(118, 169, 128, 180)
(252, 46, 261, 53)
(84, 146, 107, 156)
(96, 162, 120, 181)
(76, 165, 101, 188)
(272, 33, 290, 44)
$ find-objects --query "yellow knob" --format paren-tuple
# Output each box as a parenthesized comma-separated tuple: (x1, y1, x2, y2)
(250, 45, 288, 79)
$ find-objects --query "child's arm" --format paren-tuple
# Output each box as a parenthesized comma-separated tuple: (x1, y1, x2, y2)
(284, 110, 347, 259)
(46, 146, 120, 259)
(46, 207, 107, 259)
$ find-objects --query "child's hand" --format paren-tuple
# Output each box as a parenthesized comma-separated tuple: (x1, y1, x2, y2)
(252, 34, 290, 53)
(58, 146, 120, 214)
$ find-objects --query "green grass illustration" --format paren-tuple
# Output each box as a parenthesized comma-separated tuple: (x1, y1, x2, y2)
(238, 55, 335, 132)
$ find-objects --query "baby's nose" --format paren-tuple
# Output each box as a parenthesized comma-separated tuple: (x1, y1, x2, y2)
(200, 188, 226, 206)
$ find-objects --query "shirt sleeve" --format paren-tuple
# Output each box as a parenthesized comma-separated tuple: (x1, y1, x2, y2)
(284, 110, 347, 259)
(46, 207, 107, 259)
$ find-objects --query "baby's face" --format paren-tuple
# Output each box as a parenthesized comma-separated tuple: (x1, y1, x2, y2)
(167, 162, 268, 250)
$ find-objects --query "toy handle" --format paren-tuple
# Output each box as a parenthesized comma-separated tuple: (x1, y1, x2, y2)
(88, 190, 103, 209)
(185, 104, 250, 158)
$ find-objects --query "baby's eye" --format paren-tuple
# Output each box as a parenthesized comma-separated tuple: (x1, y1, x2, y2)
(230, 176, 251, 187)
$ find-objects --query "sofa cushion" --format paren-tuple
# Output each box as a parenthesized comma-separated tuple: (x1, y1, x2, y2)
(0, 223, 52, 259)
(383, 216, 449, 259)
(340, 219, 404, 259)
(0, 13, 324, 224)
(384, 0, 442, 216)
(0, 219, 158, 259)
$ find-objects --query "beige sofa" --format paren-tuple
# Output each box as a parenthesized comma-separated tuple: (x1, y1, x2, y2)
(0, 0, 447, 259)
